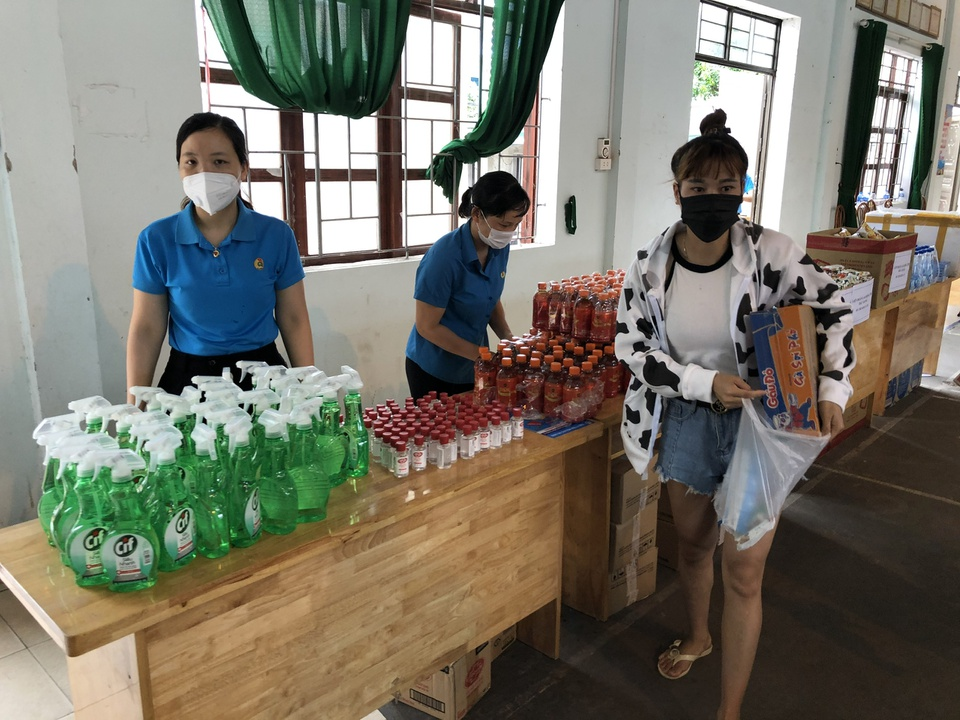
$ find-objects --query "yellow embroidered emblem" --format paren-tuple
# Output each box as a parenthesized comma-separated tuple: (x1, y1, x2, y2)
(254, 258, 265, 270)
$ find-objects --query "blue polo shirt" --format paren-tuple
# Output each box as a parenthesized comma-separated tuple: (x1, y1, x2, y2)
(405, 221, 510, 384)
(132, 199, 305, 356)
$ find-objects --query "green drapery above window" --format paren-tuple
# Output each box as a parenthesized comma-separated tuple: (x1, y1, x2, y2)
(427, 0, 565, 202)
(202, 0, 411, 119)
(837, 20, 887, 227)
(908, 43, 945, 209)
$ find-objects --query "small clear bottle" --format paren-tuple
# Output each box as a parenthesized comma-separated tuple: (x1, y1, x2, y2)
(501, 411, 513, 444)
(394, 441, 410, 478)
(478, 419, 491, 451)
(460, 423, 477, 459)
(512, 407, 525, 440)
(412, 434, 427, 472)
(428, 429, 441, 465)
(370, 422, 383, 465)
(437, 433, 453, 469)
(490, 416, 503, 449)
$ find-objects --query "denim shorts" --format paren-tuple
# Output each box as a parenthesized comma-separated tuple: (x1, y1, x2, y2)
(655, 397, 742, 496)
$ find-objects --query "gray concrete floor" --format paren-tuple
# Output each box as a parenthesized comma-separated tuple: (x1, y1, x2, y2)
(383, 307, 960, 720)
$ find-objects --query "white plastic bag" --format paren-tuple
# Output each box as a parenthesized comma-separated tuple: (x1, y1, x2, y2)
(714, 398, 829, 550)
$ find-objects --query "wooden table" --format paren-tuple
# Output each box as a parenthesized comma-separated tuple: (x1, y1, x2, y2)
(0, 431, 567, 720)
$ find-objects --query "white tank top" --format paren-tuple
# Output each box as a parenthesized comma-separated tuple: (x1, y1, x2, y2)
(664, 244, 739, 377)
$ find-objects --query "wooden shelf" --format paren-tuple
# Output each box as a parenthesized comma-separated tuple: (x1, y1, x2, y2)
(848, 278, 956, 416)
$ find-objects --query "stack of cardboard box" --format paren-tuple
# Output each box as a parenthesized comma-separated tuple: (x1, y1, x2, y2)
(607, 455, 659, 615)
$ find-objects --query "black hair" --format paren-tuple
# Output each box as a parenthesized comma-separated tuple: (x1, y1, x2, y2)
(176, 112, 248, 166)
(176, 112, 252, 210)
(457, 170, 531, 219)
(670, 109, 749, 186)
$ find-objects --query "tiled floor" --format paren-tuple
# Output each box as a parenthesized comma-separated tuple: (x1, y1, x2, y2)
(0, 583, 73, 720)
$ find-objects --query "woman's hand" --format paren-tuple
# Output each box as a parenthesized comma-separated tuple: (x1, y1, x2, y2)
(711, 373, 765, 409)
(818, 401, 844, 437)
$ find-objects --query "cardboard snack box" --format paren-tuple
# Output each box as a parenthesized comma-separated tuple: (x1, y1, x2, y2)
(749, 304, 820, 435)
(806, 228, 917, 308)
(399, 642, 493, 720)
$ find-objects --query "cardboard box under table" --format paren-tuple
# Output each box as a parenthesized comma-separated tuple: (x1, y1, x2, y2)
(400, 642, 493, 720)
(609, 501, 658, 570)
(607, 547, 658, 615)
(610, 455, 660, 525)
(806, 228, 917, 308)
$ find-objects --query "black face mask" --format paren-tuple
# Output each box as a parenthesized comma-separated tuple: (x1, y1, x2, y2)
(678, 193, 742, 244)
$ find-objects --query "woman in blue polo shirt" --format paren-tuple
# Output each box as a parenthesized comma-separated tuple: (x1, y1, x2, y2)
(405, 171, 530, 399)
(126, 112, 314, 399)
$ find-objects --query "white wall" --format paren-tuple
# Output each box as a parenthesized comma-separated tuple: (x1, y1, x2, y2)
(1, 0, 957, 526)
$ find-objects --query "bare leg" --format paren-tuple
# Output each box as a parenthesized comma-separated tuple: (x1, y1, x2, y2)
(658, 480, 719, 678)
(716, 522, 777, 720)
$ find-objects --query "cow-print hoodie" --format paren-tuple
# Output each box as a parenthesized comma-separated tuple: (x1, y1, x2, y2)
(615, 220, 856, 473)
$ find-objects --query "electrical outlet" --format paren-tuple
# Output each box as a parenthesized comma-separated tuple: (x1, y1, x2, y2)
(595, 157, 612, 171)
(597, 137, 611, 158)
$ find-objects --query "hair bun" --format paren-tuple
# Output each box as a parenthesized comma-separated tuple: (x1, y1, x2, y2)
(699, 109, 730, 137)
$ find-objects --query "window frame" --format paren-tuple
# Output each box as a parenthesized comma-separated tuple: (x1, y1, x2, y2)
(695, 0, 781, 75)
(859, 49, 919, 203)
(197, 0, 543, 266)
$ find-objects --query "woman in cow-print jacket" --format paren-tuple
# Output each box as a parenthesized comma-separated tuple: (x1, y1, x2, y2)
(615, 110, 854, 717)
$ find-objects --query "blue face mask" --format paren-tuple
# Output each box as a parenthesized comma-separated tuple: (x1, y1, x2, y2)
(679, 193, 741, 243)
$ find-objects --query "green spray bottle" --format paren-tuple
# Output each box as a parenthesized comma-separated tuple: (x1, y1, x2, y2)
(225, 415, 261, 547)
(33, 414, 83, 546)
(238, 388, 281, 454)
(339, 366, 369, 479)
(66, 395, 112, 434)
(50, 434, 119, 556)
(235, 360, 268, 386)
(128, 386, 164, 412)
(287, 404, 330, 523)
(108, 404, 142, 451)
(191, 400, 236, 475)
(102, 453, 160, 593)
(144, 430, 196, 571)
(190, 423, 230, 558)
(65, 450, 142, 587)
(158, 394, 198, 495)
(257, 410, 298, 535)
(130, 418, 176, 518)
(316, 388, 348, 488)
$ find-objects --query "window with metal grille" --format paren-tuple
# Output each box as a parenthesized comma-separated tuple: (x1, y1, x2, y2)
(696, 0, 780, 74)
(859, 49, 919, 204)
(195, 0, 544, 266)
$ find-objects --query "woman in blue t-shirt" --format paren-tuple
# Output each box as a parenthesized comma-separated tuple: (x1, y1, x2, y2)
(126, 112, 314, 400)
(405, 171, 530, 399)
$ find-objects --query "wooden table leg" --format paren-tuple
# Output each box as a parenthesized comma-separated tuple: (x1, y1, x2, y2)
(67, 632, 150, 719)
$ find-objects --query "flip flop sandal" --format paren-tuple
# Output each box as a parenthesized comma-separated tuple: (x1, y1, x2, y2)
(657, 639, 713, 680)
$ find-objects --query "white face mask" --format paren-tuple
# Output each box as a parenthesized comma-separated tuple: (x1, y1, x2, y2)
(479, 212, 517, 249)
(183, 172, 241, 215)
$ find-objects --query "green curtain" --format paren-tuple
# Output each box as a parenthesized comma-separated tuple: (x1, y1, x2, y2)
(427, 0, 565, 202)
(202, 0, 411, 119)
(908, 44, 945, 209)
(837, 20, 887, 226)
